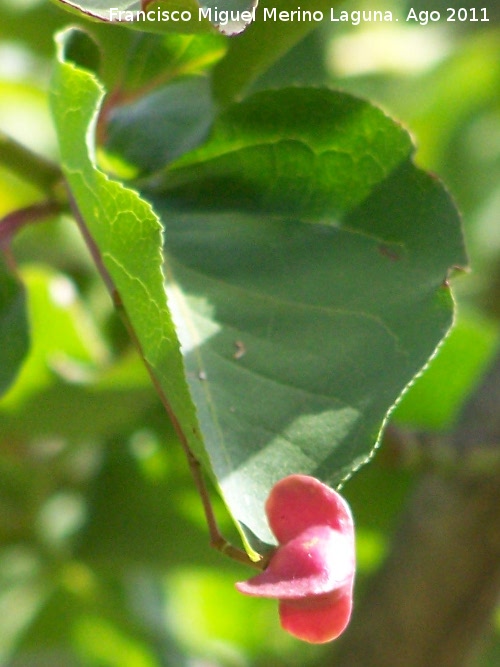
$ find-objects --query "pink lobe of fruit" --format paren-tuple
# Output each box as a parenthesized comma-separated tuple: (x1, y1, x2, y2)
(236, 474, 355, 644)
(279, 590, 353, 643)
(266, 474, 353, 544)
(236, 525, 352, 598)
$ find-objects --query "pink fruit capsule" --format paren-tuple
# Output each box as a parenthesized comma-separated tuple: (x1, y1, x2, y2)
(236, 475, 355, 643)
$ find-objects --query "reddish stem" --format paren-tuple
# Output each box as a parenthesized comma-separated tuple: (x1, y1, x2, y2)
(0, 201, 62, 249)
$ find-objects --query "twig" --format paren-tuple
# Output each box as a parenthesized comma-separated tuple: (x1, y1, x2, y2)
(0, 200, 63, 248)
(0, 131, 62, 195)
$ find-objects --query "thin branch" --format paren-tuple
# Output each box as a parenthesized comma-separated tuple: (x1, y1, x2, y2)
(185, 448, 267, 570)
(0, 131, 63, 194)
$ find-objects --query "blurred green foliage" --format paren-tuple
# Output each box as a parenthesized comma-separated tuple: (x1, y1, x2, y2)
(0, 0, 499, 664)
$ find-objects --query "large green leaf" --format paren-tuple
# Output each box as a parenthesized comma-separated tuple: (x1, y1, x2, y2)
(156, 188, 465, 547)
(50, 28, 466, 555)
(152, 89, 467, 547)
(0, 256, 29, 397)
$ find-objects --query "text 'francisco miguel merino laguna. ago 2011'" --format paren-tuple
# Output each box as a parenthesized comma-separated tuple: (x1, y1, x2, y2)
(107, 7, 491, 26)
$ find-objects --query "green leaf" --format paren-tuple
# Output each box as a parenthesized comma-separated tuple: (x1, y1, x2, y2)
(212, 0, 344, 104)
(151, 88, 467, 548)
(50, 28, 467, 556)
(0, 265, 155, 443)
(50, 30, 209, 477)
(160, 88, 414, 216)
(105, 77, 216, 176)
(52, 0, 257, 36)
(0, 256, 29, 397)
(0, 265, 107, 410)
(110, 32, 226, 95)
(100, 33, 227, 177)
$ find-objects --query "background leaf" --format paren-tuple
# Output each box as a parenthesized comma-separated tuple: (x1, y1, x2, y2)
(111, 33, 226, 95)
(97, 33, 226, 177)
(52, 0, 257, 36)
(212, 0, 343, 103)
(105, 76, 216, 176)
